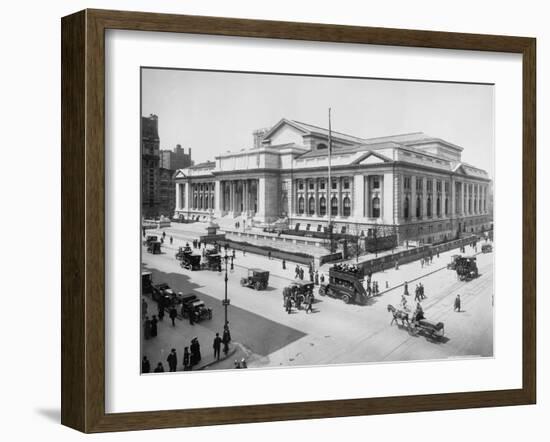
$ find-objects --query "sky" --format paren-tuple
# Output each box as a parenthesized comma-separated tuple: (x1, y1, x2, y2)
(141, 68, 494, 177)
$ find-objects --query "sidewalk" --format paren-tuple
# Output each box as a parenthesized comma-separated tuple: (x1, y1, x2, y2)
(141, 295, 246, 373)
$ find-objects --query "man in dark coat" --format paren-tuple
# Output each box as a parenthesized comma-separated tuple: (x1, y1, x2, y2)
(454, 294, 461, 312)
(157, 301, 164, 321)
(154, 362, 165, 373)
(286, 296, 293, 314)
(169, 306, 178, 326)
(150, 315, 158, 337)
(183, 347, 190, 371)
(213, 333, 222, 360)
(142, 356, 151, 373)
(282, 259, 286, 270)
(167, 348, 177, 372)
(144, 316, 152, 340)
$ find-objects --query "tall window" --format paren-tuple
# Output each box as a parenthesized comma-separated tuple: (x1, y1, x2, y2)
(343, 179, 350, 190)
(416, 196, 421, 218)
(298, 197, 304, 214)
(436, 197, 441, 217)
(445, 197, 449, 216)
(372, 176, 380, 189)
(343, 197, 351, 216)
(372, 197, 380, 218)
(404, 196, 410, 219)
(331, 197, 338, 216)
(427, 196, 432, 217)
(308, 196, 315, 215)
(205, 195, 209, 210)
(319, 197, 327, 216)
(194, 195, 197, 209)
(211, 196, 215, 209)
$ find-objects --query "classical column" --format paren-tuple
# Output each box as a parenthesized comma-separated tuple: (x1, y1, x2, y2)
(411, 175, 417, 221)
(432, 178, 437, 218)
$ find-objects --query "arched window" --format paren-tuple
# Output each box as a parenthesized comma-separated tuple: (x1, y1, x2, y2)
(298, 197, 304, 214)
(416, 196, 421, 218)
(308, 196, 315, 215)
(331, 196, 338, 216)
(317, 143, 328, 150)
(427, 196, 432, 217)
(372, 197, 380, 218)
(319, 196, 327, 216)
(199, 196, 203, 210)
(404, 196, 410, 219)
(436, 197, 441, 216)
(343, 196, 351, 216)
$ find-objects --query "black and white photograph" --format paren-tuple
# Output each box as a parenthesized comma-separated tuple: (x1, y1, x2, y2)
(140, 68, 494, 374)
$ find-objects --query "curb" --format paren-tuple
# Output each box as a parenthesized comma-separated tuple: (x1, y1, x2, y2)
(196, 346, 238, 370)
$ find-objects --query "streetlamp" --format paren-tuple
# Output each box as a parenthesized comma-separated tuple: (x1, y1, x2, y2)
(222, 250, 231, 345)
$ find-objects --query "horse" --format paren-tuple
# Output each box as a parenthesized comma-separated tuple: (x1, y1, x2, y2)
(387, 304, 410, 328)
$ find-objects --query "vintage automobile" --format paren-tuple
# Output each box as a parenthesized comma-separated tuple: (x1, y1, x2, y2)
(481, 244, 493, 253)
(447, 254, 462, 270)
(143, 235, 158, 246)
(283, 280, 315, 308)
(240, 268, 270, 290)
(175, 244, 193, 260)
(455, 256, 479, 281)
(180, 294, 212, 322)
(202, 250, 221, 271)
(141, 271, 153, 294)
(152, 283, 183, 308)
(318, 266, 368, 305)
(147, 240, 162, 254)
(180, 253, 202, 271)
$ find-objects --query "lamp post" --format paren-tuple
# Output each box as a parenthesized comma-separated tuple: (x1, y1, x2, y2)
(222, 250, 231, 340)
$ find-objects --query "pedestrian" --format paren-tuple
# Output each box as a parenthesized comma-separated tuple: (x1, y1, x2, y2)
(395, 260, 399, 270)
(454, 294, 461, 312)
(282, 259, 286, 270)
(232, 249, 236, 259)
(300, 267, 304, 280)
(314, 271, 319, 286)
(242, 249, 246, 256)
(192, 338, 201, 363)
(213, 333, 222, 360)
(305, 293, 314, 313)
(170, 236, 173, 245)
(144, 316, 152, 340)
(286, 296, 293, 314)
(198, 240, 201, 249)
(420, 258, 424, 268)
(401, 295, 408, 310)
(160, 236, 164, 244)
(166, 348, 177, 372)
(222, 327, 230, 356)
(230, 256, 234, 271)
(141, 298, 148, 320)
(162, 231, 166, 239)
(188, 307, 195, 326)
(183, 347, 190, 371)
(404, 281, 409, 296)
(320, 273, 325, 284)
(309, 271, 314, 283)
(142, 227, 146, 238)
(142, 356, 151, 373)
(295, 265, 300, 279)
(157, 301, 164, 321)
(150, 315, 158, 338)
(169, 306, 177, 326)
(153, 362, 165, 373)
(437, 251, 440, 259)
(268, 251, 272, 260)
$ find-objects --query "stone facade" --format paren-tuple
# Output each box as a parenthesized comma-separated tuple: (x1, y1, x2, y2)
(173, 118, 493, 245)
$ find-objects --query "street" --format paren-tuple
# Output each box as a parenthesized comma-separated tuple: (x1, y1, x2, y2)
(141, 225, 494, 372)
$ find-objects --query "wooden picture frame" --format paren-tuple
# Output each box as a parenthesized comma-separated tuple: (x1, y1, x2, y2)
(61, 9, 536, 433)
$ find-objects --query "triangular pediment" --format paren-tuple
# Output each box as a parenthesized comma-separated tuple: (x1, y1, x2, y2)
(173, 169, 187, 179)
(353, 151, 392, 165)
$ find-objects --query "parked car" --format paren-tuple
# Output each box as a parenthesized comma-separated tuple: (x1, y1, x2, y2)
(240, 268, 270, 290)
